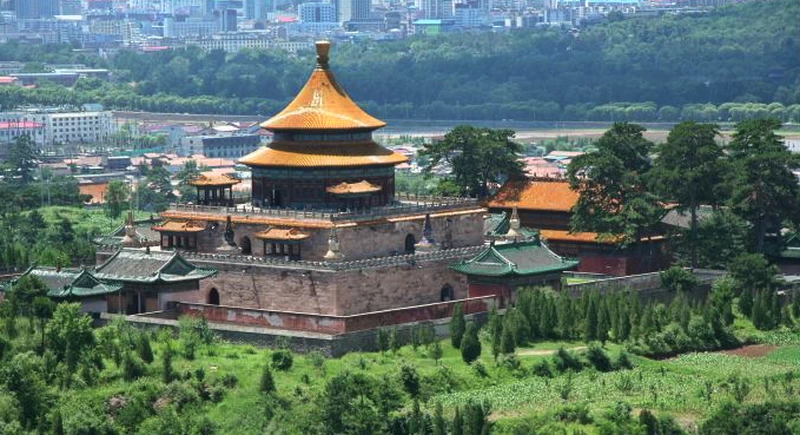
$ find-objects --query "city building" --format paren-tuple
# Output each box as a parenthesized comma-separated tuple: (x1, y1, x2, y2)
(422, 0, 453, 19)
(298, 2, 337, 23)
(16, 0, 58, 19)
(334, 0, 370, 22)
(179, 133, 261, 158)
(0, 109, 116, 146)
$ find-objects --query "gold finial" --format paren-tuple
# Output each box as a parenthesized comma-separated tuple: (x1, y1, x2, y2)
(315, 40, 331, 69)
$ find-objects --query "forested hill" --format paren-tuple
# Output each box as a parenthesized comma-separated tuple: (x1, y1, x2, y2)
(1, 0, 798, 121)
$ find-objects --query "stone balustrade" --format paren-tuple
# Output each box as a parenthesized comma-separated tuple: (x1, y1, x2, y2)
(167, 194, 482, 223)
(178, 244, 484, 272)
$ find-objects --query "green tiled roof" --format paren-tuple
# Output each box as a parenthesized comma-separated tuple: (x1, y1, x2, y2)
(8, 267, 122, 299)
(94, 249, 216, 284)
(450, 240, 579, 277)
(484, 212, 539, 239)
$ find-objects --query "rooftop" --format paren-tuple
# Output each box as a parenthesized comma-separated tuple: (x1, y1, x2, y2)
(486, 178, 578, 213)
(259, 41, 385, 132)
(238, 140, 407, 168)
(450, 240, 579, 277)
(188, 173, 242, 187)
(94, 249, 216, 284)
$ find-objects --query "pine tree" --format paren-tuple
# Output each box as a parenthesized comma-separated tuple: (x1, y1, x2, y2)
(451, 303, 466, 349)
(557, 293, 573, 340)
(528, 290, 543, 339)
(538, 295, 555, 339)
(162, 342, 174, 384)
(137, 334, 154, 364)
(376, 327, 390, 353)
(432, 402, 446, 435)
(389, 328, 400, 354)
(489, 307, 502, 359)
(460, 322, 482, 364)
(792, 290, 800, 321)
(584, 294, 598, 342)
(500, 318, 516, 355)
(452, 407, 463, 435)
(260, 364, 275, 394)
(739, 289, 754, 318)
(597, 298, 610, 344)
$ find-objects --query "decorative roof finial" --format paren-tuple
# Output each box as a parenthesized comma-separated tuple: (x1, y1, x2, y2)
(324, 227, 344, 261)
(121, 210, 140, 248)
(315, 40, 331, 69)
(505, 206, 521, 240)
(415, 213, 438, 252)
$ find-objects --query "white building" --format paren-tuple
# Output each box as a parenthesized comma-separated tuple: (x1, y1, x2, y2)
(454, 4, 488, 27)
(334, 0, 370, 22)
(0, 110, 116, 146)
(422, 0, 453, 19)
(299, 2, 337, 22)
(184, 33, 314, 54)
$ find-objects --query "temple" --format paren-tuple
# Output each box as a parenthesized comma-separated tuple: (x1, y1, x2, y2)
(239, 40, 407, 210)
(8, 42, 591, 354)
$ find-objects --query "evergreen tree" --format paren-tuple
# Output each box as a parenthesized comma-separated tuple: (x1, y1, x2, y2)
(136, 334, 154, 364)
(584, 293, 598, 342)
(260, 364, 275, 394)
(489, 306, 502, 359)
(538, 295, 556, 339)
(451, 303, 466, 349)
(460, 322, 482, 364)
(792, 290, 800, 320)
(432, 402, 446, 435)
(500, 318, 516, 355)
(556, 293, 574, 340)
(376, 327, 390, 353)
(726, 119, 800, 253)
(162, 342, 174, 384)
(649, 122, 724, 267)
(739, 289, 754, 318)
(452, 407, 463, 435)
(597, 298, 610, 344)
(389, 328, 400, 354)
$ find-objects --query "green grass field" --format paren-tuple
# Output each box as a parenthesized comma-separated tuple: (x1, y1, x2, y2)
(57, 326, 800, 434)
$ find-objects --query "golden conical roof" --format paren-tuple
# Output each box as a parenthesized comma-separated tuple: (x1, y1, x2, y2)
(260, 41, 386, 131)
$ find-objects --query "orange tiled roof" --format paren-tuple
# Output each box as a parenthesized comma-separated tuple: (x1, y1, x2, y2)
(238, 140, 408, 168)
(254, 227, 311, 241)
(326, 180, 382, 195)
(79, 182, 108, 205)
(260, 41, 385, 132)
(189, 173, 241, 187)
(152, 220, 206, 233)
(486, 179, 578, 213)
(540, 230, 665, 245)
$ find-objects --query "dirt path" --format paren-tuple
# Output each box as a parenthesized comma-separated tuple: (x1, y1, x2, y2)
(517, 346, 587, 356)
(718, 344, 777, 358)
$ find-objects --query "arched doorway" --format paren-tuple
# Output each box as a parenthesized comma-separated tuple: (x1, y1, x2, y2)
(207, 288, 220, 305)
(240, 236, 252, 255)
(404, 234, 416, 254)
(440, 284, 454, 301)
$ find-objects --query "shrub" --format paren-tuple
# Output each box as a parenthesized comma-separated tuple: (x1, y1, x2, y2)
(271, 349, 294, 371)
(555, 403, 592, 424)
(498, 354, 521, 372)
(260, 365, 275, 394)
(307, 351, 326, 370)
(660, 266, 698, 292)
(460, 322, 482, 364)
(553, 347, 583, 373)
(473, 361, 489, 378)
(399, 364, 421, 398)
(221, 373, 238, 388)
(615, 350, 634, 370)
(530, 360, 554, 378)
(122, 352, 146, 381)
(586, 343, 613, 372)
(136, 334, 154, 364)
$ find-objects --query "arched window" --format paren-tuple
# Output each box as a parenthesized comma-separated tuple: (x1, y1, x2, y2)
(240, 236, 252, 255)
(440, 284, 454, 302)
(404, 234, 416, 254)
(208, 288, 220, 305)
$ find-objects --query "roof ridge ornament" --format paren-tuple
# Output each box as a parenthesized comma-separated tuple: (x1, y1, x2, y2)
(324, 227, 344, 261)
(316, 40, 331, 70)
